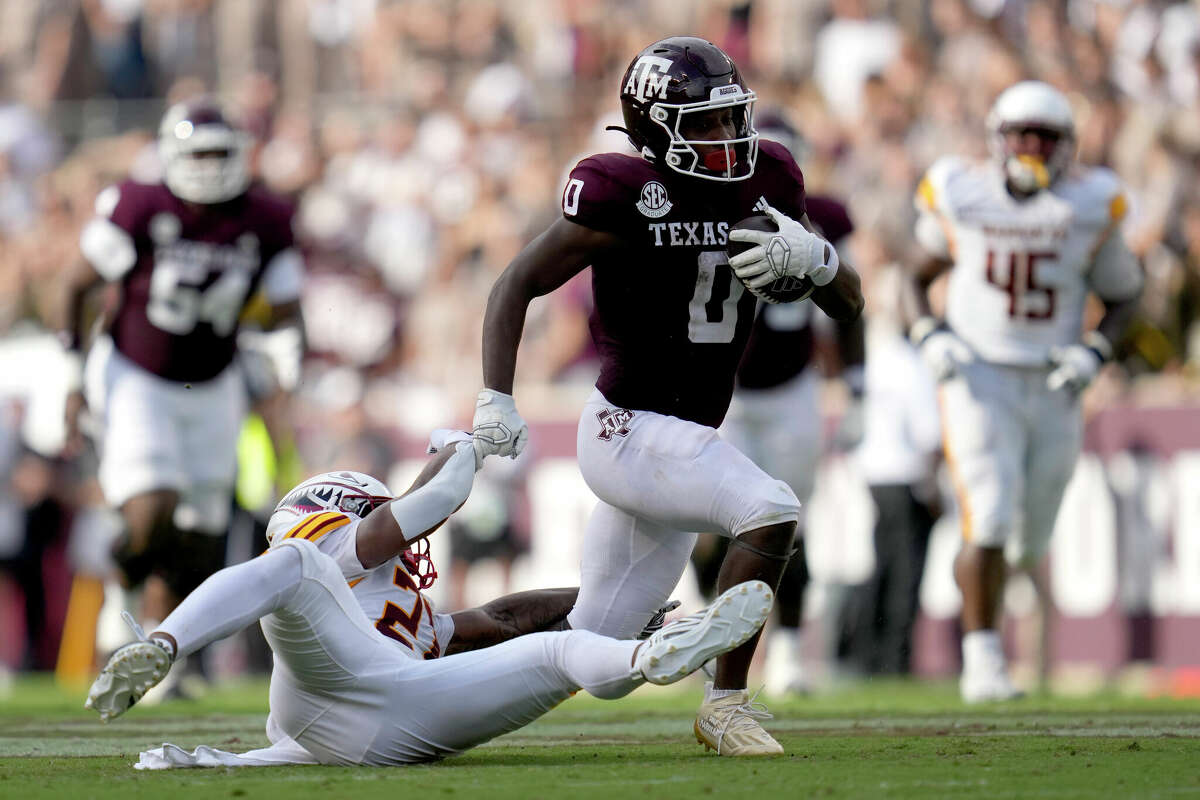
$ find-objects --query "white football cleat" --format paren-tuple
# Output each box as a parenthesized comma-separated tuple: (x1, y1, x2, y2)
(85, 640, 174, 722)
(85, 612, 174, 722)
(695, 684, 784, 756)
(961, 668, 1025, 703)
(634, 581, 772, 685)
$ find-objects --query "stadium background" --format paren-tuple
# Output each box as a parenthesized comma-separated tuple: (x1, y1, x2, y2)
(0, 0, 1197, 694)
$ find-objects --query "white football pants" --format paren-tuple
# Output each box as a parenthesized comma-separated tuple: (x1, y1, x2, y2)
(938, 359, 1082, 563)
(157, 538, 642, 765)
(85, 335, 245, 533)
(568, 389, 800, 638)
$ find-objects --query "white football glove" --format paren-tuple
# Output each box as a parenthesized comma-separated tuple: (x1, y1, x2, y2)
(1046, 343, 1104, 393)
(472, 389, 529, 466)
(910, 316, 974, 382)
(728, 204, 840, 288)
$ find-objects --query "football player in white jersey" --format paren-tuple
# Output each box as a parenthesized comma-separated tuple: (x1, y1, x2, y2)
(909, 81, 1143, 702)
(85, 431, 774, 767)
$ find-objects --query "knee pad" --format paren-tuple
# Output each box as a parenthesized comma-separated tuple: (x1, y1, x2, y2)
(173, 484, 234, 535)
(159, 528, 228, 599)
(728, 478, 801, 537)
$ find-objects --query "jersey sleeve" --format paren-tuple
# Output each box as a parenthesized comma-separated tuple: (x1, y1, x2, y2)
(805, 196, 853, 246)
(912, 157, 962, 260)
(1085, 181, 1144, 302)
(79, 183, 140, 281)
(560, 158, 630, 234)
(259, 247, 305, 304)
(273, 511, 368, 580)
(773, 145, 808, 221)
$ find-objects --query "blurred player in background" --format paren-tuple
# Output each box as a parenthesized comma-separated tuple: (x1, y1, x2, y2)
(689, 109, 865, 696)
(909, 81, 1143, 702)
(86, 431, 773, 767)
(843, 254, 942, 678)
(446, 448, 531, 611)
(474, 37, 863, 755)
(56, 98, 305, 640)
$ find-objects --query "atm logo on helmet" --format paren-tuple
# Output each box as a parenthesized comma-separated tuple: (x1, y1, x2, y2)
(625, 56, 673, 103)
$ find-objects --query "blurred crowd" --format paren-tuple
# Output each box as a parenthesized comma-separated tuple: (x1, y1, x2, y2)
(1, 0, 1199, 674)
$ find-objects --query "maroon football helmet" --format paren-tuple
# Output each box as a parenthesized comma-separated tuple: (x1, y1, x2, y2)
(158, 99, 251, 204)
(616, 36, 758, 182)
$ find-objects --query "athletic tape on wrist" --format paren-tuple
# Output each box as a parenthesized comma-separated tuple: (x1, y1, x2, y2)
(809, 242, 840, 286)
(1082, 330, 1114, 362)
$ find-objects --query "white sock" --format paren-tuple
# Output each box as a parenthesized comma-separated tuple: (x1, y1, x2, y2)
(770, 627, 801, 659)
(705, 681, 745, 701)
(962, 629, 1005, 675)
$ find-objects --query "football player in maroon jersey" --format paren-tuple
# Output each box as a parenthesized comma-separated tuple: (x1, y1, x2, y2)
(56, 99, 305, 631)
(475, 37, 863, 755)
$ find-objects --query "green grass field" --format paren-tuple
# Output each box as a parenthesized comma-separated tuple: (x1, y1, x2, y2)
(2, 675, 1198, 799)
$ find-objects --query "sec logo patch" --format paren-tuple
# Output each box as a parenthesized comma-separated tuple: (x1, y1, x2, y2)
(636, 181, 672, 218)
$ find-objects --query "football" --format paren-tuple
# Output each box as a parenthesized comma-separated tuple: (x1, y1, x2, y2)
(727, 214, 816, 304)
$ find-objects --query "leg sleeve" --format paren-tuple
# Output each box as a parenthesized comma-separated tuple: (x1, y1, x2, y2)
(158, 544, 304, 658)
(566, 501, 697, 639)
(367, 630, 641, 764)
(161, 537, 392, 695)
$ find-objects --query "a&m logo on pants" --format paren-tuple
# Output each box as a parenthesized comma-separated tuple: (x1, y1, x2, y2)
(596, 407, 635, 441)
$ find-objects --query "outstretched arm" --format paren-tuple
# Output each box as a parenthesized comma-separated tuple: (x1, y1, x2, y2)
(56, 260, 107, 453)
(354, 441, 477, 569)
(444, 588, 579, 655)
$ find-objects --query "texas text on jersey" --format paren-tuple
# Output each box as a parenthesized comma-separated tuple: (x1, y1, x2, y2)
(80, 180, 297, 383)
(562, 139, 807, 428)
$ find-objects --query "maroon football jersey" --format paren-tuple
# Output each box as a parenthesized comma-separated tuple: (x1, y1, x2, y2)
(101, 181, 295, 383)
(735, 195, 854, 390)
(562, 140, 807, 428)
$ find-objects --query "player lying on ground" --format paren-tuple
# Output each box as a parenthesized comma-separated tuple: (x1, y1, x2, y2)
(86, 431, 773, 767)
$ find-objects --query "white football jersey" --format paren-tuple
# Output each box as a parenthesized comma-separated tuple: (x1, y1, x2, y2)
(270, 511, 452, 659)
(914, 157, 1143, 366)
